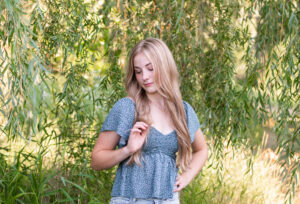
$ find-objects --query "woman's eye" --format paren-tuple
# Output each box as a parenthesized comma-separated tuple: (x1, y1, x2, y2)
(135, 71, 142, 74)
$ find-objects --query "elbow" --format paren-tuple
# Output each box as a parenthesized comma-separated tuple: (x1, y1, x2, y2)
(91, 161, 101, 171)
(91, 152, 104, 171)
(91, 159, 99, 171)
(91, 162, 109, 171)
(91, 150, 114, 171)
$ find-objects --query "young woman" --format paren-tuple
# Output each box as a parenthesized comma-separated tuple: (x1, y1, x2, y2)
(91, 38, 208, 204)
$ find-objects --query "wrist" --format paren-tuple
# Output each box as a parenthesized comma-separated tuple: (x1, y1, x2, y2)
(182, 171, 194, 182)
(122, 146, 132, 156)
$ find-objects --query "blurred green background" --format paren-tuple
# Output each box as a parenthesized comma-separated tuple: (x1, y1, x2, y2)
(0, 0, 299, 203)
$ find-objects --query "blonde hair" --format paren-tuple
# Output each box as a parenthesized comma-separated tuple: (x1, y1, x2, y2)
(125, 38, 192, 171)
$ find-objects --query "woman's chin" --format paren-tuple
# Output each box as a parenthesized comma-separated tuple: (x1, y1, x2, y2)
(144, 88, 158, 95)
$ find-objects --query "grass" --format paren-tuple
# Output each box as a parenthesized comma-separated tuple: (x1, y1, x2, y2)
(181, 144, 298, 204)
(0, 134, 298, 204)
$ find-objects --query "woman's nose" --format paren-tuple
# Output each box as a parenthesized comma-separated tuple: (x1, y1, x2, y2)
(142, 70, 150, 80)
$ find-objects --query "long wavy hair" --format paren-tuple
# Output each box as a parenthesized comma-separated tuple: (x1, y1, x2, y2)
(125, 38, 192, 171)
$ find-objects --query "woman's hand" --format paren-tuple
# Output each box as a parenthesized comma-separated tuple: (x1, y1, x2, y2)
(173, 128, 208, 192)
(174, 173, 193, 192)
(125, 122, 149, 154)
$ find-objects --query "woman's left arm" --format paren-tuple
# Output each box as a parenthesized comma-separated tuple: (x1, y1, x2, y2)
(174, 128, 208, 192)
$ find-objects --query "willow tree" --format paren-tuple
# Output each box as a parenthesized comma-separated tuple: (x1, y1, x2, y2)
(0, 0, 299, 203)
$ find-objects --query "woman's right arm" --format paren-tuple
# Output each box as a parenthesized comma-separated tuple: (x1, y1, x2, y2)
(91, 122, 148, 170)
(91, 131, 131, 170)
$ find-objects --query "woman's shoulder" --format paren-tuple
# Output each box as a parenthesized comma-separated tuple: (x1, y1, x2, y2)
(124, 96, 135, 104)
(182, 100, 192, 111)
(182, 100, 199, 120)
(113, 97, 135, 108)
(181, 100, 200, 143)
(101, 97, 135, 139)
(105, 97, 136, 117)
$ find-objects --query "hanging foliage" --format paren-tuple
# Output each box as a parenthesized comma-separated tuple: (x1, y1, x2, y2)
(0, 0, 298, 203)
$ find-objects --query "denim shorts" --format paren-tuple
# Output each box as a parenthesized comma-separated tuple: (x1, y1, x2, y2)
(109, 192, 180, 204)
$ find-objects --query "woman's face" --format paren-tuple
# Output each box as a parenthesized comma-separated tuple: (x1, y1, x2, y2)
(133, 53, 158, 95)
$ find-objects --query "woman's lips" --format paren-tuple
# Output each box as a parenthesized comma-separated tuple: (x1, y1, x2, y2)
(145, 82, 153, 87)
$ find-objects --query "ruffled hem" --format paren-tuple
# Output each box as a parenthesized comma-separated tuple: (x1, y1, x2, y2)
(111, 152, 178, 199)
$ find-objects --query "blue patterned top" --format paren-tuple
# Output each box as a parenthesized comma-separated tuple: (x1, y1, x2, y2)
(100, 97, 200, 199)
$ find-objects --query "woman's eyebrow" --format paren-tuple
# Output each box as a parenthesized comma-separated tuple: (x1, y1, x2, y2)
(134, 63, 152, 69)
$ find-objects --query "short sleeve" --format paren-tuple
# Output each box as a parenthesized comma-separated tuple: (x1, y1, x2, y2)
(100, 98, 135, 143)
(183, 101, 201, 143)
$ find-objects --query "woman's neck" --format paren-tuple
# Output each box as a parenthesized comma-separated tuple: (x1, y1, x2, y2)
(146, 92, 163, 105)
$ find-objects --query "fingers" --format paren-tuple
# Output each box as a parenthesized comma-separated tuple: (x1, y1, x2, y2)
(126, 122, 149, 154)
(131, 122, 148, 134)
(134, 122, 148, 130)
(173, 186, 181, 192)
(131, 127, 142, 134)
(174, 182, 183, 192)
(174, 175, 185, 192)
(174, 176, 181, 192)
(173, 182, 180, 192)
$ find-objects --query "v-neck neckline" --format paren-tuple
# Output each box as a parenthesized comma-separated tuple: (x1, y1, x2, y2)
(150, 126, 176, 136)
